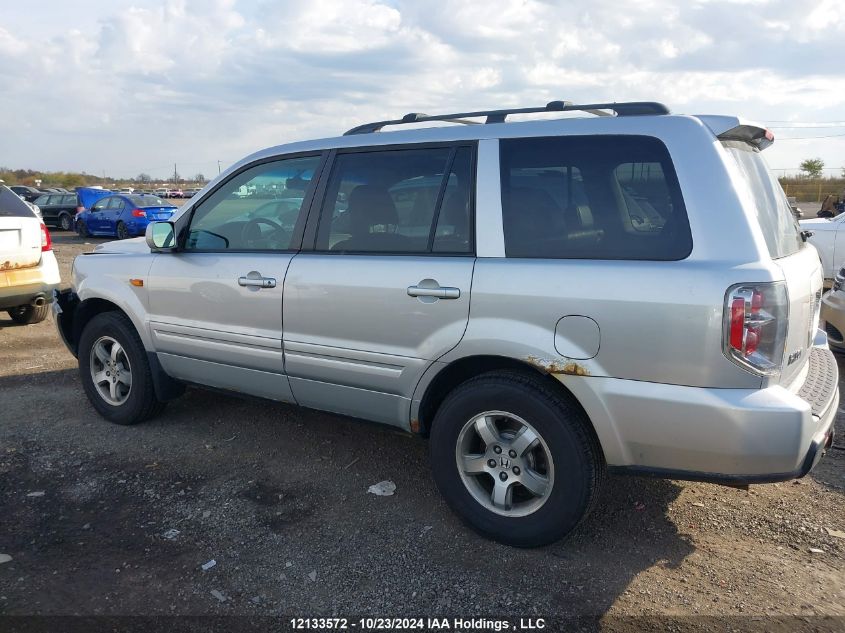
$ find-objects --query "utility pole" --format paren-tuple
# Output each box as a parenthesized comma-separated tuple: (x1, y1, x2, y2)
(173, 163, 178, 184)
(218, 160, 221, 175)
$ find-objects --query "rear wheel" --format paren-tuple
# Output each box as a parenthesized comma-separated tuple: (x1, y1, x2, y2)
(78, 312, 166, 424)
(430, 370, 604, 547)
(59, 213, 73, 231)
(7, 304, 49, 325)
(116, 222, 129, 240)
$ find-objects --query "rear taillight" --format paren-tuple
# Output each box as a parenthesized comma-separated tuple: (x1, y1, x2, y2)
(40, 223, 52, 252)
(131, 209, 146, 218)
(723, 282, 787, 376)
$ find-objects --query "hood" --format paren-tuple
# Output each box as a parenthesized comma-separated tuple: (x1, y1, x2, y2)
(93, 237, 150, 254)
(798, 218, 835, 228)
(76, 187, 112, 210)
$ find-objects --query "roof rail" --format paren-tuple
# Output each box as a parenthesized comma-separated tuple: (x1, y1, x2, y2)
(343, 100, 670, 135)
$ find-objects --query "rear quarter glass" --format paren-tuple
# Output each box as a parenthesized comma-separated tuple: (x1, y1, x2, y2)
(721, 140, 802, 260)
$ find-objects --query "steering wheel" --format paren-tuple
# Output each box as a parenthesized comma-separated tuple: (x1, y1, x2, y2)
(241, 217, 288, 248)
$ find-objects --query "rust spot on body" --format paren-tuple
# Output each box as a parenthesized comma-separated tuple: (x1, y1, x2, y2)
(526, 356, 590, 376)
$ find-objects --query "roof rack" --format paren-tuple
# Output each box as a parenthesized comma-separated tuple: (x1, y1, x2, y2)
(344, 100, 670, 135)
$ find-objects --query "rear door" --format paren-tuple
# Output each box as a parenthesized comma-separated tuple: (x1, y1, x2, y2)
(104, 197, 126, 234)
(146, 153, 324, 401)
(283, 144, 476, 426)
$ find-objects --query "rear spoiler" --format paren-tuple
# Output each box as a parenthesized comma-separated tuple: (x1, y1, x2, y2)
(695, 115, 774, 150)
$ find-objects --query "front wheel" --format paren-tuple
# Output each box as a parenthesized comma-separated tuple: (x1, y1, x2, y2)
(77, 219, 89, 238)
(430, 371, 604, 547)
(78, 312, 166, 424)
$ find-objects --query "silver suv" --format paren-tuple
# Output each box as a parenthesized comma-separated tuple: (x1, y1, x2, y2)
(54, 101, 838, 546)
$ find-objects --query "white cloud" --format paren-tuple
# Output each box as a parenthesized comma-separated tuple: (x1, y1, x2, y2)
(0, 0, 843, 177)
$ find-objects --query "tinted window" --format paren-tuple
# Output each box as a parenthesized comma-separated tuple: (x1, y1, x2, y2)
(63, 195, 78, 206)
(316, 146, 473, 254)
(0, 187, 37, 218)
(34, 195, 49, 206)
(500, 136, 691, 260)
(186, 155, 321, 251)
(722, 141, 802, 259)
(107, 197, 125, 210)
(91, 198, 109, 211)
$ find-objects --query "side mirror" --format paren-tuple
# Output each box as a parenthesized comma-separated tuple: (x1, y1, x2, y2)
(146, 221, 176, 251)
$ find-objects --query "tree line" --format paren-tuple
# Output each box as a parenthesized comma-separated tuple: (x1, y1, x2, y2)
(0, 167, 207, 188)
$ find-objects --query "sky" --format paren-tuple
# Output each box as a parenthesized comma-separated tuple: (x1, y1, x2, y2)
(2, 0, 845, 180)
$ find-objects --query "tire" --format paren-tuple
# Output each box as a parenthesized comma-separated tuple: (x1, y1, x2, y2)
(116, 222, 129, 240)
(7, 304, 49, 325)
(77, 311, 166, 425)
(430, 370, 604, 547)
(77, 220, 89, 238)
(59, 213, 72, 231)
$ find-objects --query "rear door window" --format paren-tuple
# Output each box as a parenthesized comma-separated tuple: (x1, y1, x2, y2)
(500, 135, 691, 260)
(315, 145, 474, 254)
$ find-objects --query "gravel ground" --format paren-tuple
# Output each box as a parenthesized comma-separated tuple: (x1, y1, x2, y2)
(0, 234, 844, 629)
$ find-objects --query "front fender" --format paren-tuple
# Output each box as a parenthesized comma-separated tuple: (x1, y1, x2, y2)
(73, 253, 156, 351)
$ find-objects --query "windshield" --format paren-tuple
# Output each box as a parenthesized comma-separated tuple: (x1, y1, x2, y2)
(723, 141, 802, 259)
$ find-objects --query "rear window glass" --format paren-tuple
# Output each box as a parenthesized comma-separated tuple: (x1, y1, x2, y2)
(130, 195, 170, 207)
(0, 187, 37, 218)
(722, 141, 802, 259)
(500, 135, 692, 260)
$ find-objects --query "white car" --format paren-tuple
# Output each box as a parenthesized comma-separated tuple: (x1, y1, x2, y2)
(799, 215, 845, 282)
(0, 186, 60, 324)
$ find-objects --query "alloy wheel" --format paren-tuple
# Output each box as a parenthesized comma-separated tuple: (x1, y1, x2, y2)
(455, 410, 555, 517)
(89, 336, 132, 405)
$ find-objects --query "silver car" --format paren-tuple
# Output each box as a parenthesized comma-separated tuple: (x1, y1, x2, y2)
(54, 101, 838, 546)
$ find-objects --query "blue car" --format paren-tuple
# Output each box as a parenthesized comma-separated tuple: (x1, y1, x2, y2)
(76, 194, 178, 239)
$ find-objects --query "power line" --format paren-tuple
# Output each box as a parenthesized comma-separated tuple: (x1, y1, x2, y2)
(776, 133, 845, 140)
(770, 124, 845, 129)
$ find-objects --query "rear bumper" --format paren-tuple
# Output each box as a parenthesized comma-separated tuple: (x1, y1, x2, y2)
(0, 252, 61, 310)
(556, 340, 839, 484)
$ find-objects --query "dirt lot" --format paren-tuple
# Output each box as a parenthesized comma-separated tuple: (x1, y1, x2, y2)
(1, 234, 844, 629)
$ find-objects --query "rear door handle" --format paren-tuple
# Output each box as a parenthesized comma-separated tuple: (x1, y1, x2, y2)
(238, 275, 276, 289)
(407, 285, 460, 299)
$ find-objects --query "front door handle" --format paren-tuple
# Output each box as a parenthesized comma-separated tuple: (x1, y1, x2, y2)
(238, 274, 276, 289)
(407, 283, 460, 300)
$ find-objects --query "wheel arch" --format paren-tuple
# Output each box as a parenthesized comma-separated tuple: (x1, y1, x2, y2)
(70, 297, 132, 356)
(71, 296, 184, 401)
(414, 354, 606, 461)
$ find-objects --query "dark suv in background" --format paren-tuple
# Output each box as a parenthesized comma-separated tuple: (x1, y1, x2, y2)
(33, 192, 82, 230)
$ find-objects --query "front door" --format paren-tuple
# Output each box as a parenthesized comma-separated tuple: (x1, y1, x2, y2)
(146, 154, 323, 401)
(88, 198, 110, 233)
(284, 144, 476, 427)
